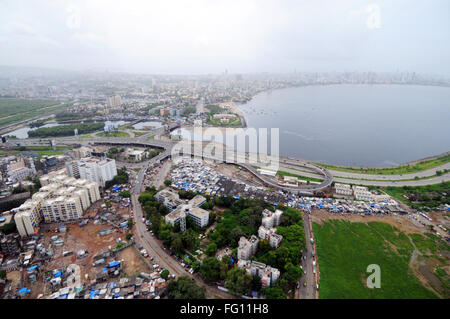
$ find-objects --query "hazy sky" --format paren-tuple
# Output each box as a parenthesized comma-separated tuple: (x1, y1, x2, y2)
(1, 0, 449, 75)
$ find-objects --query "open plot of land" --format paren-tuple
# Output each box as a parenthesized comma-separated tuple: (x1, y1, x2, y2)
(118, 246, 151, 276)
(0, 98, 67, 128)
(313, 219, 439, 299)
(317, 153, 450, 176)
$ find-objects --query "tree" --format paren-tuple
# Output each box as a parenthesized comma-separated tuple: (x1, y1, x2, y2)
(205, 243, 218, 257)
(0, 270, 6, 279)
(257, 239, 272, 255)
(119, 190, 131, 198)
(164, 179, 172, 186)
(125, 233, 133, 240)
(224, 267, 252, 296)
(167, 276, 206, 299)
(282, 263, 303, 291)
(161, 269, 170, 280)
(251, 274, 262, 292)
(264, 287, 286, 299)
(171, 237, 184, 255)
(199, 257, 222, 282)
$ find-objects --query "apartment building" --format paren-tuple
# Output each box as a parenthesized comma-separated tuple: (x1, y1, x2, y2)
(237, 260, 280, 288)
(65, 157, 117, 187)
(14, 170, 100, 237)
(237, 235, 259, 260)
(335, 183, 353, 196)
(160, 189, 210, 231)
(154, 189, 184, 211)
(73, 146, 92, 159)
(261, 209, 283, 229)
(352, 185, 374, 201)
(257, 226, 283, 248)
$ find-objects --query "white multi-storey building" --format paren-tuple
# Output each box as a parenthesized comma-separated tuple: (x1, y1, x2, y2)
(14, 170, 100, 237)
(237, 260, 280, 288)
(258, 226, 283, 248)
(160, 190, 209, 231)
(237, 235, 259, 260)
(65, 157, 117, 187)
(261, 209, 283, 229)
(335, 183, 353, 196)
(352, 186, 374, 201)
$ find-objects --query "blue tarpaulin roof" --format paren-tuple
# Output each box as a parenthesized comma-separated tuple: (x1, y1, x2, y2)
(54, 270, 62, 278)
(108, 261, 120, 268)
(18, 288, 30, 295)
(273, 202, 278, 206)
(28, 265, 38, 272)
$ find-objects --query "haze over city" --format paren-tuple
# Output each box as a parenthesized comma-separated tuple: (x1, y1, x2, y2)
(1, 0, 450, 75)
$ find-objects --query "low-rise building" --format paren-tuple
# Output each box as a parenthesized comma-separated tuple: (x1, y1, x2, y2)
(237, 260, 280, 288)
(335, 183, 353, 196)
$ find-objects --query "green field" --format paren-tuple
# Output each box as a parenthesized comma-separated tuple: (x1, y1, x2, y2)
(277, 170, 323, 183)
(133, 131, 147, 137)
(0, 98, 69, 128)
(96, 131, 130, 137)
(383, 182, 450, 210)
(316, 154, 450, 176)
(313, 220, 437, 298)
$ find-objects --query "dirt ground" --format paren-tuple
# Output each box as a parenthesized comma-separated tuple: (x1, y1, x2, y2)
(117, 246, 150, 276)
(25, 221, 125, 298)
(215, 163, 264, 187)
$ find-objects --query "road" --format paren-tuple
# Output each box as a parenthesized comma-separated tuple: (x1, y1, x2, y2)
(297, 212, 317, 299)
(11, 135, 450, 187)
(131, 165, 233, 299)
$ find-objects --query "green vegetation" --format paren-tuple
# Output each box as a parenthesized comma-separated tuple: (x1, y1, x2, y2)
(133, 131, 147, 137)
(0, 98, 67, 128)
(95, 130, 129, 138)
(148, 135, 155, 140)
(167, 276, 206, 299)
(383, 182, 450, 210)
(0, 222, 17, 235)
(409, 233, 450, 256)
(119, 190, 131, 198)
(164, 179, 172, 186)
(208, 196, 271, 248)
(182, 106, 196, 116)
(12, 146, 72, 151)
(161, 269, 170, 280)
(313, 220, 437, 298)
(277, 170, 323, 183)
(55, 111, 95, 122)
(224, 267, 253, 296)
(105, 167, 129, 189)
(317, 154, 450, 176)
(205, 104, 225, 114)
(79, 135, 92, 139)
(28, 122, 104, 138)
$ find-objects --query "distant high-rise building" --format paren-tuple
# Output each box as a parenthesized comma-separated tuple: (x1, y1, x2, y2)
(65, 157, 117, 187)
(106, 95, 122, 108)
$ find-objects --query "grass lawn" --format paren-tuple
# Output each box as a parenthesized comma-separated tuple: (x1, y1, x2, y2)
(133, 131, 147, 137)
(317, 154, 450, 176)
(79, 135, 92, 139)
(95, 131, 130, 138)
(313, 220, 437, 299)
(277, 170, 323, 183)
(383, 182, 450, 210)
(148, 135, 155, 140)
(0, 98, 69, 128)
(13, 146, 72, 151)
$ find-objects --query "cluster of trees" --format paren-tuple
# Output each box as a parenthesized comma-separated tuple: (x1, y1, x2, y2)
(182, 106, 196, 116)
(105, 167, 129, 189)
(138, 187, 200, 256)
(199, 199, 305, 299)
(207, 196, 270, 248)
(29, 119, 46, 128)
(167, 276, 206, 299)
(148, 148, 163, 159)
(28, 122, 105, 138)
(55, 111, 96, 122)
(118, 190, 131, 198)
(385, 181, 450, 209)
